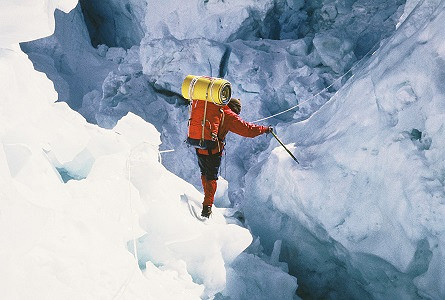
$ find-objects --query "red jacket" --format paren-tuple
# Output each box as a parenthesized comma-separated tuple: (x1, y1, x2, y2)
(197, 106, 268, 155)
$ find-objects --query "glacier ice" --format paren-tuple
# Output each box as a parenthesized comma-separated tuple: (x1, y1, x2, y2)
(1, 1, 299, 299)
(14, 0, 445, 299)
(79, 0, 146, 49)
(244, 0, 445, 298)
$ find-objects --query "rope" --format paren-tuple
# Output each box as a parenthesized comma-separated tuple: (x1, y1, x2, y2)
(187, 76, 200, 137)
(112, 267, 137, 300)
(113, 132, 173, 260)
(251, 42, 379, 123)
(126, 145, 140, 264)
(224, 148, 227, 178)
(188, 76, 200, 101)
(159, 149, 175, 154)
(209, 77, 218, 105)
(109, 40, 378, 297)
(108, 139, 144, 300)
(158, 149, 175, 164)
(109, 134, 174, 299)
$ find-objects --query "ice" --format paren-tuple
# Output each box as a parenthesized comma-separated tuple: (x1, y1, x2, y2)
(21, 0, 407, 198)
(79, 0, 146, 49)
(243, 0, 445, 298)
(3, 144, 32, 177)
(16, 0, 445, 298)
(312, 33, 356, 74)
(144, 0, 275, 42)
(2, 1, 284, 299)
(140, 37, 229, 92)
(1, 42, 257, 297)
(214, 176, 231, 207)
(223, 253, 299, 300)
(286, 39, 309, 56)
(144, 261, 204, 299)
(0, 0, 77, 47)
(20, 4, 115, 109)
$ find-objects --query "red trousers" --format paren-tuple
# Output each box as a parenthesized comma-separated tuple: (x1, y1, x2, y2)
(201, 175, 217, 206)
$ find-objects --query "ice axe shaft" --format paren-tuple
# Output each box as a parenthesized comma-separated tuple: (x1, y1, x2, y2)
(271, 131, 299, 164)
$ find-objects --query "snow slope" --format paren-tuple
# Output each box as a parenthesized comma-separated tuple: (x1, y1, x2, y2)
(1, 1, 297, 299)
(18, 0, 430, 298)
(244, 0, 445, 298)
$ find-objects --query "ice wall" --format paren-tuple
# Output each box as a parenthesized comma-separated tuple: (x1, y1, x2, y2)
(21, 0, 406, 196)
(144, 0, 275, 42)
(20, 4, 114, 109)
(18, 0, 419, 298)
(138, 0, 406, 202)
(79, 0, 146, 48)
(244, 0, 445, 298)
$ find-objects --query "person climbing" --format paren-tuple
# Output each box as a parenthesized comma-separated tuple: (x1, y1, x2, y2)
(196, 98, 272, 218)
(181, 75, 272, 218)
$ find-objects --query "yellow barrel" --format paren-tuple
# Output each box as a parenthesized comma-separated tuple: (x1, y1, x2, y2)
(181, 75, 231, 105)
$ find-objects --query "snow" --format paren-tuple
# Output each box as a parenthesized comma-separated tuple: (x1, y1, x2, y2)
(12, 0, 445, 299)
(243, 0, 445, 298)
(0, 0, 77, 47)
(1, 1, 297, 299)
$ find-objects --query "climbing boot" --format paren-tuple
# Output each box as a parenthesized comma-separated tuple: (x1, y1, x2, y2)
(201, 205, 212, 218)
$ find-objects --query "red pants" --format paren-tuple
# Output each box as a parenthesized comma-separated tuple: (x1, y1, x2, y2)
(201, 175, 217, 206)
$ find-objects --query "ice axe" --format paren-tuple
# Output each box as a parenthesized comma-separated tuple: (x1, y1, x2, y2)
(270, 130, 299, 164)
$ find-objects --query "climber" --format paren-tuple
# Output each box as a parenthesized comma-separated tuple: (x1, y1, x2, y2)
(196, 98, 272, 218)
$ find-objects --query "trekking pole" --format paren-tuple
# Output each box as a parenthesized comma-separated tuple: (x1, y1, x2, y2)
(270, 130, 299, 164)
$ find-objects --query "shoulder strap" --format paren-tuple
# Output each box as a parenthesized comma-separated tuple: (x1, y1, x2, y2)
(218, 108, 225, 137)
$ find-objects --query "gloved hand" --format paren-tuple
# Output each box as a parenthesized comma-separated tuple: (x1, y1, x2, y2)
(267, 126, 273, 134)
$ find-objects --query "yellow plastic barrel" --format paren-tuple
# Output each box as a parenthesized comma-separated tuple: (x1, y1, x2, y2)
(181, 75, 231, 105)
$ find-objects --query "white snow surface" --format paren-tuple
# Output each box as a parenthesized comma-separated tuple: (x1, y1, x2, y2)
(0, 1, 297, 299)
(0, 0, 77, 47)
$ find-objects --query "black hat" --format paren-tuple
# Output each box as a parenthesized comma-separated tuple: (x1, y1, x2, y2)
(228, 98, 241, 115)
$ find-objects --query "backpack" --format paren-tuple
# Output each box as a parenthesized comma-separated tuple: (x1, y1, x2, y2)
(181, 75, 231, 150)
